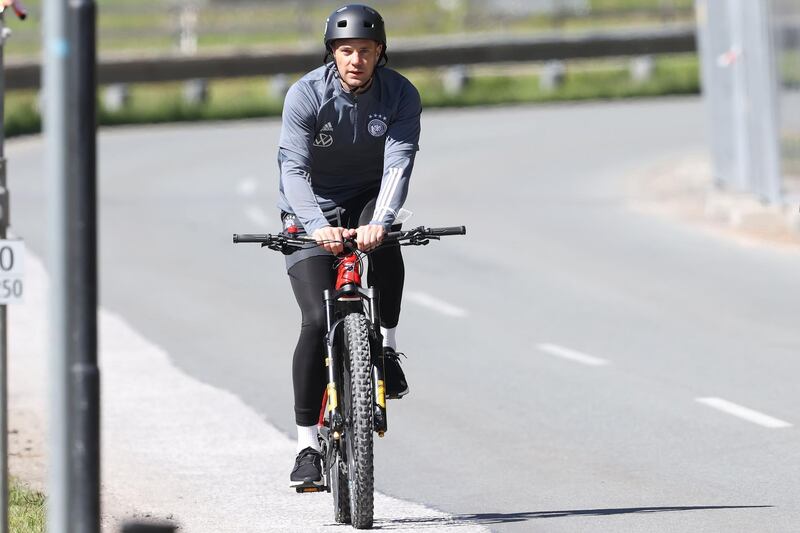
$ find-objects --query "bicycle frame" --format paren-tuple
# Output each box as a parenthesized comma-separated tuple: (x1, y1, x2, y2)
(321, 251, 388, 442)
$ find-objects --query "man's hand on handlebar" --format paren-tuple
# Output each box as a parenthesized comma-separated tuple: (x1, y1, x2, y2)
(349, 224, 385, 252)
(312, 226, 347, 255)
(313, 224, 386, 254)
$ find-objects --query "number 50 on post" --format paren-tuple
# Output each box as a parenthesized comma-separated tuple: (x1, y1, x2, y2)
(0, 240, 25, 305)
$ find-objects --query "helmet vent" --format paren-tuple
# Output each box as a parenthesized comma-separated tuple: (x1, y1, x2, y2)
(337, 20, 347, 28)
(363, 21, 374, 28)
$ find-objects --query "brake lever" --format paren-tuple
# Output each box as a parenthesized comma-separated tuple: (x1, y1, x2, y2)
(259, 236, 294, 255)
(269, 234, 312, 255)
(407, 234, 431, 246)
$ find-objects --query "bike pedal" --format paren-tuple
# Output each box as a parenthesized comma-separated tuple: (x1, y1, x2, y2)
(291, 481, 328, 493)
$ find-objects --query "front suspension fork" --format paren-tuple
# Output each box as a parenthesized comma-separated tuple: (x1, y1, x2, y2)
(323, 290, 345, 436)
(322, 287, 388, 438)
(373, 357, 387, 436)
(368, 289, 388, 436)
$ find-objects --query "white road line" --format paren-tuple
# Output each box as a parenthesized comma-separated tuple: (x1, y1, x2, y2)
(537, 343, 610, 367)
(244, 205, 270, 228)
(405, 291, 467, 318)
(696, 397, 792, 429)
(236, 176, 259, 197)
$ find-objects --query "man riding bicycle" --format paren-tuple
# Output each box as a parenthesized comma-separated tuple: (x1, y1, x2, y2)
(277, 4, 422, 485)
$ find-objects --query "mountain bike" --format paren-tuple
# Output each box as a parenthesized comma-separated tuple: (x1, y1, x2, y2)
(233, 225, 466, 529)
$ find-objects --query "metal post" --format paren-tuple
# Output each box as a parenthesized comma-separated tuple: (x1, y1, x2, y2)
(729, 0, 750, 192)
(44, 0, 71, 529)
(753, 0, 783, 203)
(67, 0, 100, 529)
(44, 0, 100, 530)
(0, 9, 8, 533)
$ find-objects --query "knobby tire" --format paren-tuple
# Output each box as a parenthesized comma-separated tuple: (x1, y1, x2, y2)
(331, 360, 351, 524)
(343, 312, 374, 529)
(332, 450, 351, 524)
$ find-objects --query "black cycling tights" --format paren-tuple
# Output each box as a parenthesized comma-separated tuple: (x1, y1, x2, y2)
(288, 201, 404, 426)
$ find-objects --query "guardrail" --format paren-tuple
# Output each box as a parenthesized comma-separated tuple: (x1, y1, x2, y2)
(4, 26, 696, 90)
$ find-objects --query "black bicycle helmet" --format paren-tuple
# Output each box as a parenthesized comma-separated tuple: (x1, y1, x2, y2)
(324, 4, 387, 63)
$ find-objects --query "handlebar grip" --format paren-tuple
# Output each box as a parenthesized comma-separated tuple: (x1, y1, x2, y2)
(428, 226, 466, 236)
(232, 234, 269, 243)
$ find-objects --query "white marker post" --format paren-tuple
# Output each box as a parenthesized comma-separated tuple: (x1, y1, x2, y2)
(0, 9, 7, 533)
(0, 241, 25, 533)
(1, 2, 28, 530)
(0, 241, 23, 304)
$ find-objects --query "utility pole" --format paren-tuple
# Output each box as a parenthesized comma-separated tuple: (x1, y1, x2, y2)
(0, 3, 27, 533)
(44, 0, 100, 530)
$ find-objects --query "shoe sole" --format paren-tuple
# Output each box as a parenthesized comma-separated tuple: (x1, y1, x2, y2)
(386, 386, 410, 400)
(291, 479, 326, 493)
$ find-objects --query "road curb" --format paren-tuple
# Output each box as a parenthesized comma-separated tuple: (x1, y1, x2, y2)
(704, 190, 800, 238)
(630, 152, 800, 249)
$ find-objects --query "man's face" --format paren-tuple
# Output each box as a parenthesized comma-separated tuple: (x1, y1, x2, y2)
(332, 39, 383, 88)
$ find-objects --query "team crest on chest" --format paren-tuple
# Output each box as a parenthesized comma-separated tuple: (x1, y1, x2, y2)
(313, 132, 334, 148)
(367, 114, 388, 137)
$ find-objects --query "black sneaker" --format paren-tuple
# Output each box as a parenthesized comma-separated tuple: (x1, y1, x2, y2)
(290, 447, 323, 483)
(383, 348, 409, 399)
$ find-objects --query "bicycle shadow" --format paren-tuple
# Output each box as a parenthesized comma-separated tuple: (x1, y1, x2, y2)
(370, 505, 773, 529)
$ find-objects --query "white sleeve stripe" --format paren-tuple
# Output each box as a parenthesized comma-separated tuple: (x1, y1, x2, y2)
(376, 167, 401, 210)
(375, 167, 402, 213)
(382, 167, 402, 207)
(374, 168, 393, 208)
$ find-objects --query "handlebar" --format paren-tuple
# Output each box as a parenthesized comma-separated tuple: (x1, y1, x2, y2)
(1, 0, 28, 20)
(398, 226, 466, 237)
(233, 233, 313, 244)
(233, 225, 466, 253)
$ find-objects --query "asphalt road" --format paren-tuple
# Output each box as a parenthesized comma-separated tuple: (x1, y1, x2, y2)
(8, 97, 800, 532)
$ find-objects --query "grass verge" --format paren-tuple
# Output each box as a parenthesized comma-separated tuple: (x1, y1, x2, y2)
(9, 478, 46, 533)
(3, 54, 700, 138)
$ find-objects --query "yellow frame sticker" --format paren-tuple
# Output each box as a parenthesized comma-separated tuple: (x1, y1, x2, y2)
(327, 383, 338, 411)
(377, 380, 386, 408)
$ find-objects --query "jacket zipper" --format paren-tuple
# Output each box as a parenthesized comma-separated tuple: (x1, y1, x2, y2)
(352, 95, 358, 143)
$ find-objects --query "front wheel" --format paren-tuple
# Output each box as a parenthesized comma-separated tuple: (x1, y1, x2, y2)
(342, 313, 374, 529)
(331, 450, 351, 524)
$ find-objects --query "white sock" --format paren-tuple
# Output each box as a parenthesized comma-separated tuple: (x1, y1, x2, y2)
(381, 326, 397, 350)
(296, 424, 320, 453)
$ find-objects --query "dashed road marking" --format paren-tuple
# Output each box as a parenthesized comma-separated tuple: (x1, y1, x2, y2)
(696, 397, 792, 428)
(405, 291, 467, 318)
(537, 343, 610, 367)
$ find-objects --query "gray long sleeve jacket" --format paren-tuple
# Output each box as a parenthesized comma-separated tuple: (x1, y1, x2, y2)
(277, 63, 422, 235)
